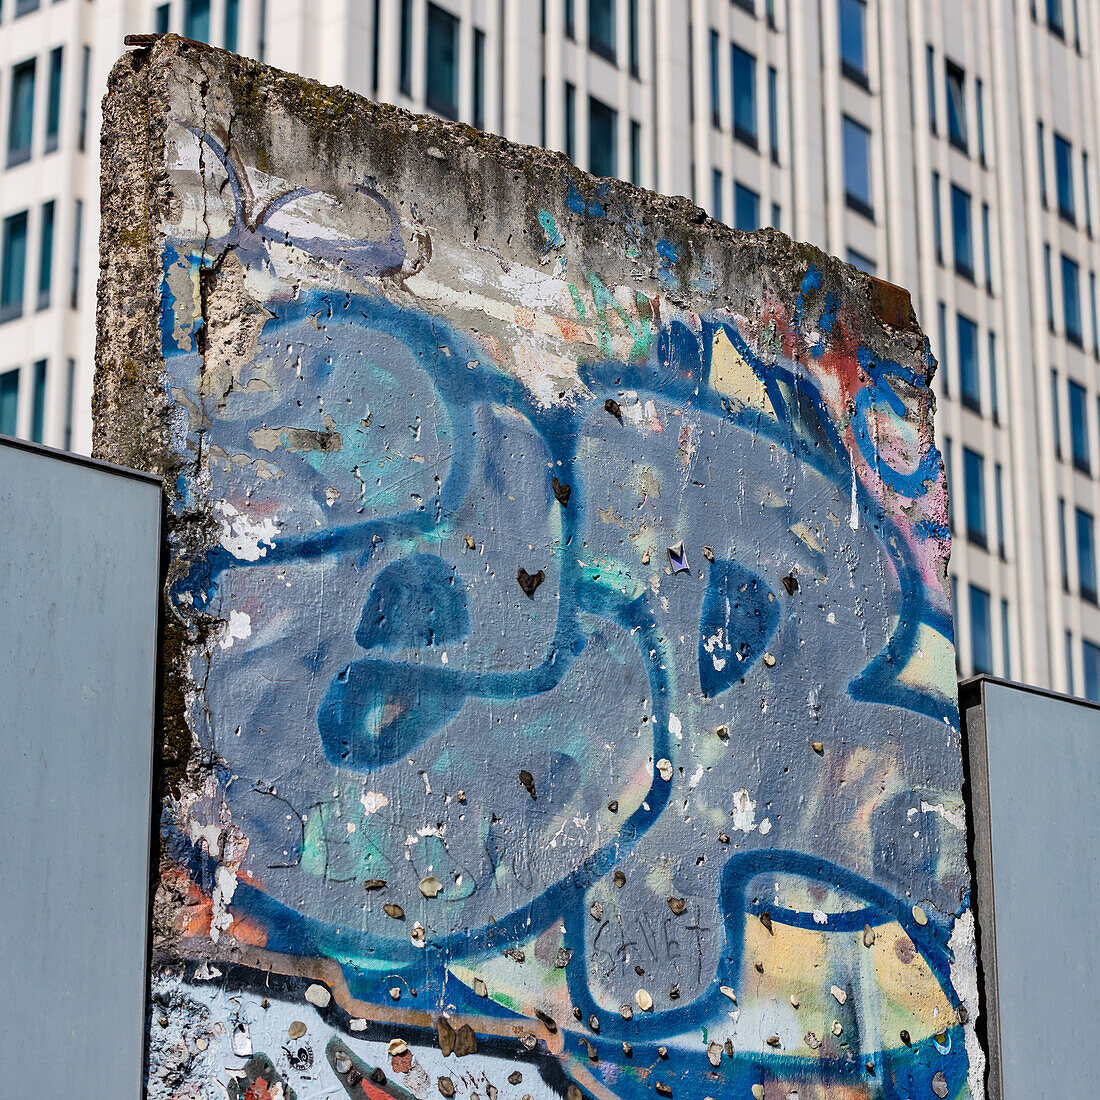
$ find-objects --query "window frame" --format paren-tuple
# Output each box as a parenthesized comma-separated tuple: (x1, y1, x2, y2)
(842, 114, 874, 220)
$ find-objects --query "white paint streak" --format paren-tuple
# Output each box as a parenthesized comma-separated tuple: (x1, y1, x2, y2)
(731, 788, 757, 833)
(948, 908, 987, 1100)
(218, 609, 252, 650)
(215, 500, 279, 561)
(361, 791, 390, 815)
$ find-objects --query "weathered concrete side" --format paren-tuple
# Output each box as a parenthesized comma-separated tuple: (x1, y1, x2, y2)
(96, 36, 982, 1100)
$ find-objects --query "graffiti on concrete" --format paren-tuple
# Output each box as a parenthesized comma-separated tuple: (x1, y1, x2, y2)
(101, 43, 982, 1100)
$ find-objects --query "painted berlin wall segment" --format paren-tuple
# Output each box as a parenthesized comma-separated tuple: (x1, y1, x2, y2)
(96, 39, 983, 1100)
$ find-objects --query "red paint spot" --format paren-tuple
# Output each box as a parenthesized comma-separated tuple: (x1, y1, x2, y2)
(391, 1050, 414, 1074)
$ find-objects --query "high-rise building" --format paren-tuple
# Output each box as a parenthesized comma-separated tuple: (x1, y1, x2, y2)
(2, 0, 1096, 696)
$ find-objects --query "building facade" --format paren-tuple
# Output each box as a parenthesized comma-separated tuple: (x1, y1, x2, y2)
(0, 0, 1096, 695)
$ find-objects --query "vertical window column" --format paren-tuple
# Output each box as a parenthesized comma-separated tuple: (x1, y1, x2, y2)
(1, 211, 29, 322)
(45, 47, 63, 154)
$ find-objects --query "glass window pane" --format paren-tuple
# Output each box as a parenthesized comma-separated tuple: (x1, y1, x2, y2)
(185, 0, 211, 42)
(1059, 496, 1069, 588)
(1055, 133, 1075, 221)
(426, 3, 460, 119)
(932, 171, 943, 263)
(767, 65, 779, 162)
(734, 183, 759, 231)
(957, 312, 980, 410)
(731, 44, 757, 146)
(78, 46, 90, 152)
(969, 584, 993, 675)
(712, 168, 723, 222)
(951, 184, 973, 279)
(1084, 639, 1100, 702)
(155, 4, 170, 33)
(1078, 507, 1098, 602)
(70, 198, 82, 310)
(37, 199, 54, 311)
(399, 0, 413, 95)
(989, 331, 999, 423)
(1052, 368, 1062, 459)
(846, 248, 876, 275)
(982, 202, 993, 290)
(994, 461, 1006, 557)
(589, 0, 616, 62)
(1063, 253, 1083, 345)
(963, 447, 986, 546)
(976, 78, 986, 164)
(473, 28, 486, 130)
(564, 82, 576, 160)
(588, 96, 617, 178)
(224, 0, 240, 52)
(1001, 599, 1011, 678)
(1, 211, 28, 321)
(8, 60, 36, 167)
(839, 0, 866, 80)
(842, 115, 872, 216)
(31, 358, 45, 444)
(46, 47, 63, 153)
(0, 370, 18, 436)
(709, 30, 721, 128)
(1069, 379, 1090, 471)
(926, 44, 936, 133)
(1038, 121, 1048, 207)
(1048, 0, 1065, 35)
(945, 61, 967, 150)
(628, 0, 639, 75)
(630, 120, 641, 185)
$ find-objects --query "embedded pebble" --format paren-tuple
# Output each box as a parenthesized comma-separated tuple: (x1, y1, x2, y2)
(912, 905, 929, 926)
(656, 758, 673, 781)
(635, 989, 653, 1011)
(288, 1021, 307, 1040)
(831, 985, 847, 1004)
(305, 984, 331, 1008)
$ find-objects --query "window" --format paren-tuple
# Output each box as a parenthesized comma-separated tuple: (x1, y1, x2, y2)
(1085, 151, 1093, 235)
(1067, 631, 1076, 695)
(938, 301, 949, 395)
(0, 370, 17, 436)
(709, 30, 721, 128)
(1, 212, 28, 323)
(989, 331, 999, 424)
(37, 200, 54, 311)
(1059, 495, 1070, 589)
(1063, 253, 1083, 345)
(63, 358, 75, 452)
(1047, 0, 1064, 37)
(589, 0, 616, 62)
(1091, 271, 1099, 355)
(258, 0, 267, 61)
(982, 202, 993, 292)
(1044, 243, 1055, 330)
(15, 0, 39, 14)
(45, 47, 63, 155)
(842, 115, 873, 218)
(1038, 121, 1048, 208)
(926, 45, 937, 134)
(733, 0, 755, 11)
(951, 184, 973, 279)
(78, 47, 90, 153)
(399, 0, 413, 96)
(70, 198, 82, 310)
(994, 461, 1006, 558)
(847, 248, 876, 275)
(630, 120, 641, 185)
(1070, 379, 1090, 472)
(767, 66, 779, 164)
(224, 0, 240, 52)
(155, 4, 170, 33)
(1085, 639, 1100, 702)
(949, 573, 959, 652)
(963, 447, 987, 547)
(372, 0, 382, 95)
(30, 359, 45, 444)
(944, 436, 955, 532)
(712, 169, 724, 222)
(588, 97, 617, 178)
(426, 3, 459, 119)
(770, 203, 781, 229)
(8, 60, 36, 168)
(1055, 133, 1075, 222)
(628, 0, 639, 76)
(472, 29, 485, 130)
(735, 183, 760, 231)
(731, 45, 757, 147)
(766, 0, 776, 28)
(1001, 600, 1011, 679)
(565, 0, 575, 38)
(1052, 368, 1063, 460)
(184, 0, 210, 41)
(932, 171, 943, 264)
(976, 78, 986, 165)
(958, 312, 980, 411)
(1078, 507, 1098, 603)
(945, 61, 967, 152)
(564, 83, 576, 161)
(839, 0, 867, 84)
(969, 584, 993, 674)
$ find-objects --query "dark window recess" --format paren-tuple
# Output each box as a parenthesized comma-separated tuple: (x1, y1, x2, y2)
(1070, 379, 1091, 472)
(982, 202, 993, 292)
(1044, 243, 1055, 331)
(932, 171, 943, 264)
(731, 44, 757, 148)
(0, 370, 17, 437)
(926, 45, 937, 134)
(426, 2, 460, 120)
(1047, 0, 1065, 37)
(994, 462, 1006, 559)
(976, 78, 986, 165)
(1001, 600, 1011, 678)
(70, 198, 82, 310)
(951, 183, 973, 280)
(1038, 120, 1048, 208)
(847, 248, 876, 275)
(399, 0, 413, 96)
(1084, 151, 1093, 235)
(63, 358, 75, 451)
(30, 358, 45, 444)
(224, 0, 240, 52)
(588, 96, 617, 179)
(988, 331, 999, 424)
(767, 65, 779, 164)
(712, 168, 724, 222)
(1, 211, 29, 323)
(709, 30, 721, 128)
(1055, 132, 1076, 223)
(8, 59, 36, 168)
(15, 0, 39, 15)
(958, 312, 980, 411)
(735, 182, 760, 232)
(472, 29, 486, 130)
(589, 0, 616, 63)
(155, 4, 170, 34)
(732, 0, 755, 12)
(1067, 631, 1076, 695)
(184, 0, 211, 42)
(839, 0, 868, 85)
(1078, 506, 1098, 603)
(770, 202, 781, 230)
(78, 46, 90, 153)
(969, 584, 993, 675)
(565, 0, 575, 38)
(1085, 640, 1100, 703)
(945, 61, 967, 152)
(628, 0, 640, 76)
(963, 447, 987, 548)
(1063, 253, 1083, 346)
(1052, 368, 1063, 460)
(937, 301, 949, 395)
(843, 115, 873, 218)
(372, 0, 382, 96)
(45, 47, 63, 154)
(564, 82, 576, 161)
(37, 199, 54, 312)
(944, 436, 955, 532)
(630, 120, 641, 186)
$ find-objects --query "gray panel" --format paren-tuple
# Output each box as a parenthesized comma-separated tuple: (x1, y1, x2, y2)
(0, 439, 161, 1098)
(980, 680, 1100, 1099)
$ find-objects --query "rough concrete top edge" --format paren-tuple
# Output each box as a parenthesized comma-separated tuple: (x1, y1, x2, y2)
(107, 35, 928, 361)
